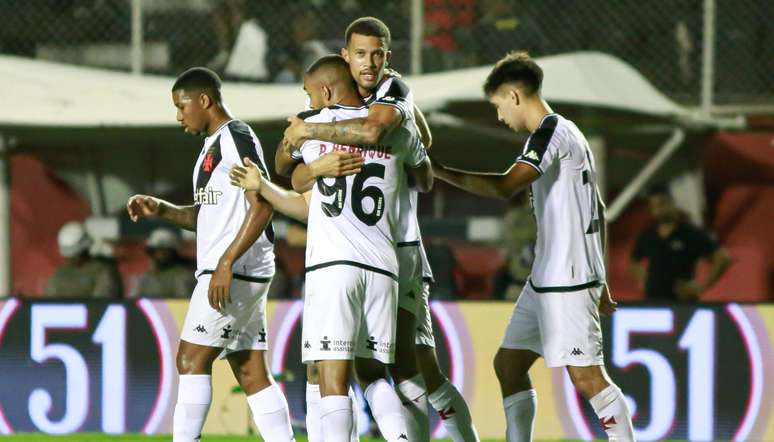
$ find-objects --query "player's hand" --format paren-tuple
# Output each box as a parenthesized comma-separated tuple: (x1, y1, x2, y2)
(229, 157, 264, 191)
(126, 195, 162, 222)
(208, 260, 233, 312)
(310, 151, 364, 178)
(674, 279, 703, 300)
(598, 284, 617, 316)
(284, 116, 306, 148)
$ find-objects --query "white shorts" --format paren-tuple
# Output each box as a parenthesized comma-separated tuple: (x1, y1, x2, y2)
(180, 274, 271, 358)
(397, 247, 435, 348)
(501, 281, 604, 368)
(302, 264, 398, 364)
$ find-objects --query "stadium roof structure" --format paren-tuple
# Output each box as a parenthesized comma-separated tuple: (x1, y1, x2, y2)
(1, 51, 691, 129)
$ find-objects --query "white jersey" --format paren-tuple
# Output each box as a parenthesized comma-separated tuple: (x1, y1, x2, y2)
(298, 104, 428, 279)
(515, 113, 605, 291)
(366, 77, 434, 281)
(192, 119, 275, 279)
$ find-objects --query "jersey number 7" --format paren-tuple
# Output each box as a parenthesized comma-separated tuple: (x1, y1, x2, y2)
(316, 163, 386, 226)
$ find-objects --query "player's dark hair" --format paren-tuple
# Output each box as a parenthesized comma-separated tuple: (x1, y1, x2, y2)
(483, 51, 543, 96)
(172, 67, 222, 102)
(646, 183, 672, 198)
(306, 54, 350, 76)
(345, 16, 391, 48)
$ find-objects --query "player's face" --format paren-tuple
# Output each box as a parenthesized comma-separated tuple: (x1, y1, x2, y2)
(342, 33, 391, 92)
(489, 87, 524, 131)
(172, 89, 207, 135)
(648, 194, 678, 222)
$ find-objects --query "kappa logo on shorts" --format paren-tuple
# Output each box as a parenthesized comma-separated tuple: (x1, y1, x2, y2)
(398, 434, 408, 440)
(570, 347, 584, 356)
(258, 328, 267, 343)
(221, 325, 233, 339)
(320, 336, 331, 351)
(304, 341, 311, 349)
(194, 324, 207, 333)
(365, 336, 378, 351)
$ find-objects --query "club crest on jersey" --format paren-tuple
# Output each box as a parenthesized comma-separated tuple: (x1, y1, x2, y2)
(194, 186, 223, 205)
(202, 148, 216, 172)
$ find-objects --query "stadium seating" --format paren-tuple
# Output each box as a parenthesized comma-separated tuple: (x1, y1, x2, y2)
(449, 242, 505, 299)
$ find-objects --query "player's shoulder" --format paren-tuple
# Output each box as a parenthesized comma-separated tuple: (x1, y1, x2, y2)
(297, 107, 339, 124)
(376, 76, 411, 101)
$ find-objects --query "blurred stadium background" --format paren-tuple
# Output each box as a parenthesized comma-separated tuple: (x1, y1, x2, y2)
(0, 0, 773, 440)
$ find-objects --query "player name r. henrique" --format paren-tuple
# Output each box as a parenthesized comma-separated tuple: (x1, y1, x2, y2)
(320, 143, 393, 160)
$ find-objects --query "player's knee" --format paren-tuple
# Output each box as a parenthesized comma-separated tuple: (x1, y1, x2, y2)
(568, 367, 608, 399)
(354, 358, 387, 387)
(176, 351, 208, 375)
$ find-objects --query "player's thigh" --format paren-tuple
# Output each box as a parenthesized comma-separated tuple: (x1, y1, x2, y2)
(390, 307, 418, 382)
(302, 267, 364, 364)
(537, 286, 604, 368)
(355, 272, 399, 364)
(219, 279, 271, 358)
(500, 285, 542, 356)
(397, 246, 422, 315)
(414, 281, 435, 348)
(566, 364, 613, 399)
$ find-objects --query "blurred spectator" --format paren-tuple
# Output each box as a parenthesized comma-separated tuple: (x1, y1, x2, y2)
(466, 0, 543, 66)
(272, 7, 331, 83)
(497, 198, 537, 300)
(129, 228, 195, 298)
(44, 221, 118, 298)
(208, 0, 270, 81)
(423, 0, 475, 70)
(630, 184, 731, 301)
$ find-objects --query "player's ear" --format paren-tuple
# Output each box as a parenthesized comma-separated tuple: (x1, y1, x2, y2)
(509, 89, 520, 106)
(200, 92, 211, 109)
(385, 50, 392, 67)
(341, 47, 350, 62)
(323, 85, 332, 102)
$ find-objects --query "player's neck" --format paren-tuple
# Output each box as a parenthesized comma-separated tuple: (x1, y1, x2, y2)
(334, 89, 365, 107)
(206, 108, 234, 136)
(525, 99, 554, 133)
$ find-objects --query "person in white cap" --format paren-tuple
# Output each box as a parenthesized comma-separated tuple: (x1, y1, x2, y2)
(130, 228, 196, 298)
(44, 221, 117, 298)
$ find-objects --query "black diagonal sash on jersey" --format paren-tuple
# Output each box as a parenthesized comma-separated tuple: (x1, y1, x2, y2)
(227, 120, 275, 243)
(518, 114, 558, 174)
(194, 136, 223, 217)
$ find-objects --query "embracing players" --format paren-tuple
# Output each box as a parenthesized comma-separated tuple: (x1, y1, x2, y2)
(281, 17, 479, 442)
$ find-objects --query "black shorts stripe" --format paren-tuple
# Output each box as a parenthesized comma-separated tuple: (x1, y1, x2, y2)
(197, 270, 272, 283)
(397, 241, 421, 247)
(305, 260, 398, 281)
(529, 278, 600, 293)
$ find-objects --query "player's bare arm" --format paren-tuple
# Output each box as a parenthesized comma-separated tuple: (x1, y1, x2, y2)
(290, 151, 365, 192)
(231, 157, 312, 223)
(596, 192, 618, 316)
(208, 190, 273, 311)
(407, 157, 434, 193)
(284, 104, 402, 148)
(433, 161, 539, 200)
(414, 104, 432, 150)
(275, 137, 301, 177)
(126, 195, 197, 231)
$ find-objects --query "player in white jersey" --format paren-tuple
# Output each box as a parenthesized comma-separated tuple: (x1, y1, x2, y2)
(235, 54, 432, 442)
(281, 17, 479, 442)
(126, 67, 294, 442)
(432, 52, 635, 441)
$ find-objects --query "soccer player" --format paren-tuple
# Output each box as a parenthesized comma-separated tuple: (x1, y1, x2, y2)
(281, 17, 479, 442)
(126, 67, 294, 442)
(431, 52, 635, 441)
(236, 53, 432, 442)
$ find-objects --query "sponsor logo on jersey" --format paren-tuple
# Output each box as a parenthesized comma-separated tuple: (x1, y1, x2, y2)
(221, 325, 233, 339)
(194, 186, 223, 205)
(320, 336, 331, 351)
(258, 328, 267, 343)
(365, 336, 377, 351)
(525, 150, 540, 161)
